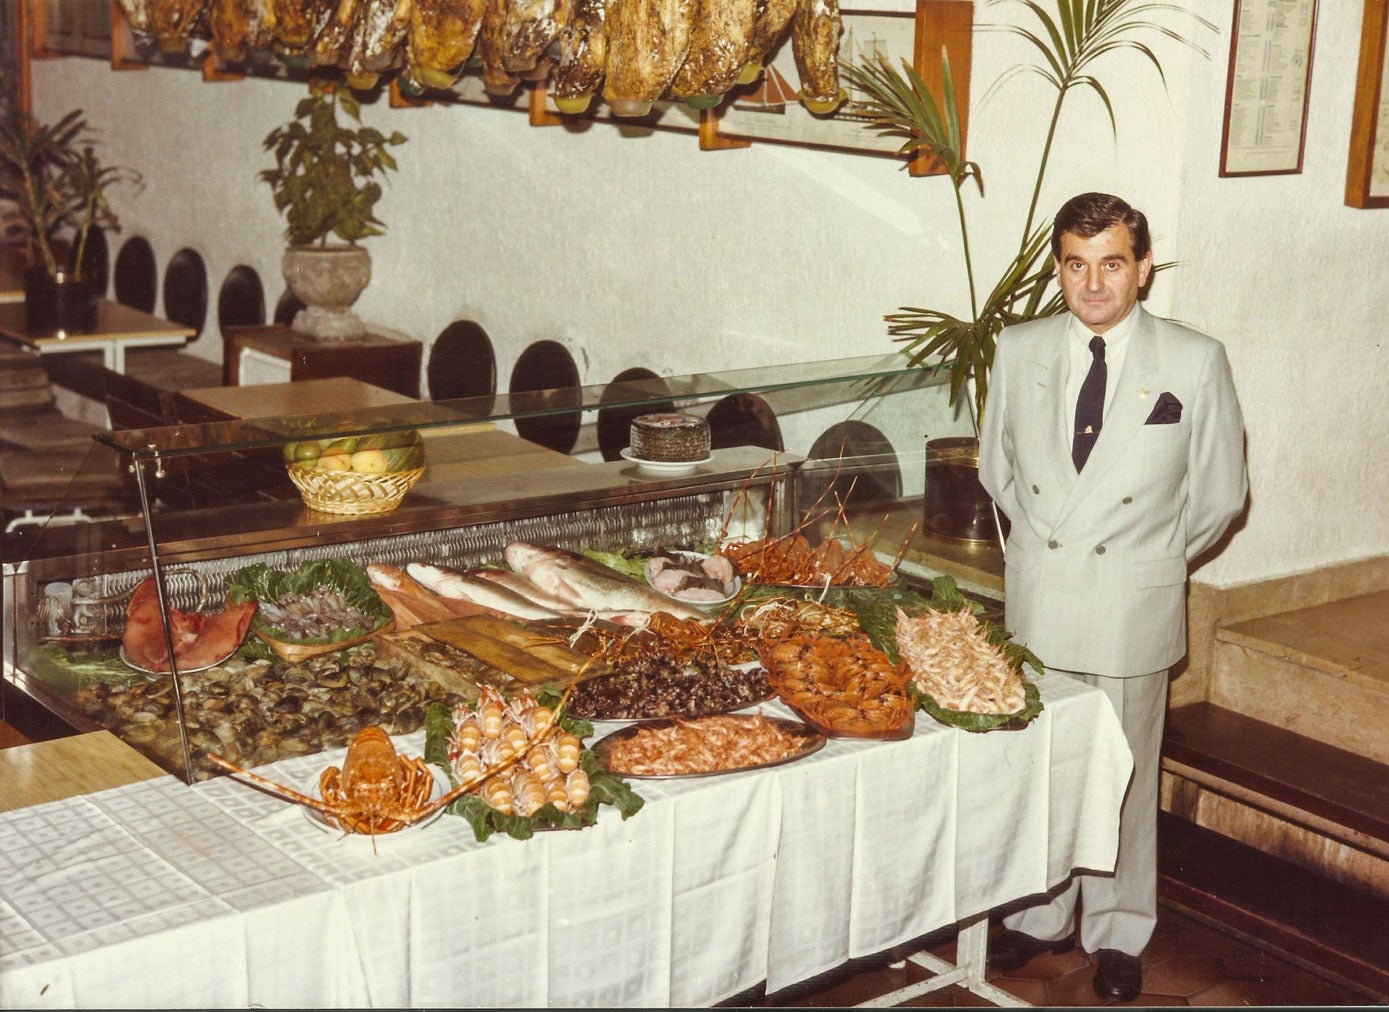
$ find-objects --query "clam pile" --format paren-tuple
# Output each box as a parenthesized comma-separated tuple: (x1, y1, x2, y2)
(71, 644, 469, 780)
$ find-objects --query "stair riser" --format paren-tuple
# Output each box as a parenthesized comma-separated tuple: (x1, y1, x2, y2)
(1161, 771, 1389, 902)
(1211, 642, 1389, 765)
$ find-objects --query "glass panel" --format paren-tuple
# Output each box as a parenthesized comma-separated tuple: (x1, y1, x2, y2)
(4, 355, 999, 784)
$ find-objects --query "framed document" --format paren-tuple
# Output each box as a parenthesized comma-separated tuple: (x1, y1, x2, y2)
(1346, 0, 1389, 208)
(1220, 0, 1319, 177)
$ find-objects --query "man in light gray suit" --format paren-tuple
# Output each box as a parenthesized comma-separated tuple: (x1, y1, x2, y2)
(978, 192, 1248, 1002)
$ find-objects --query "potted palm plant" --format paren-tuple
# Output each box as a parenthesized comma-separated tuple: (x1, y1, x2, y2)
(261, 76, 407, 340)
(0, 109, 140, 333)
(846, 0, 1214, 544)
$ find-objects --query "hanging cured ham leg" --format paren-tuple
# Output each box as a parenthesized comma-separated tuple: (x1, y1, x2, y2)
(738, 0, 797, 85)
(477, 0, 523, 95)
(406, 0, 485, 88)
(669, 0, 759, 106)
(791, 0, 845, 114)
(602, 0, 695, 117)
(502, 0, 571, 75)
(553, 0, 608, 113)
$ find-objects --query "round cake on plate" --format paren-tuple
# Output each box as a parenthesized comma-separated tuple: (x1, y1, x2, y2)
(629, 413, 711, 462)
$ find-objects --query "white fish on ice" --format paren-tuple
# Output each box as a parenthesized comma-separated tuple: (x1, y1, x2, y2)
(406, 562, 565, 621)
(502, 542, 706, 620)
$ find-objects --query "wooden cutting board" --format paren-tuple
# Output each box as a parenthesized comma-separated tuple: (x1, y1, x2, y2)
(413, 616, 608, 684)
(375, 617, 609, 700)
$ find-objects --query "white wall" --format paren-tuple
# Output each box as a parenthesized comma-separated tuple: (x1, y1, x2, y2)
(30, 0, 1389, 589)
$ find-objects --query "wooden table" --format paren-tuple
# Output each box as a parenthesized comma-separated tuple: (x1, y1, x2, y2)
(177, 377, 579, 477)
(223, 323, 423, 399)
(176, 375, 417, 421)
(0, 299, 194, 372)
(0, 730, 167, 814)
(0, 677, 1131, 1006)
(418, 423, 582, 480)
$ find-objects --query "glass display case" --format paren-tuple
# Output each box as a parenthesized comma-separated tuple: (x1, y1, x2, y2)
(1, 353, 1000, 781)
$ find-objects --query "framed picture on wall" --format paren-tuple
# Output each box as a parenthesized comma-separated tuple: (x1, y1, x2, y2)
(705, 0, 972, 173)
(1219, 0, 1318, 177)
(1, 0, 28, 117)
(1346, 0, 1389, 208)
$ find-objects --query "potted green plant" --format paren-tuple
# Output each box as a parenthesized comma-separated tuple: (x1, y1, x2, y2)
(261, 75, 407, 340)
(846, 0, 1213, 543)
(0, 109, 140, 333)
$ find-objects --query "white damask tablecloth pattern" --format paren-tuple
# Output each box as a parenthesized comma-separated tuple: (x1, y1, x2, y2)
(0, 672, 1131, 1008)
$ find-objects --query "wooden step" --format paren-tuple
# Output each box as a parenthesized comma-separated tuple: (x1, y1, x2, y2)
(1211, 590, 1389, 765)
(1158, 809, 1389, 1000)
(1220, 589, 1389, 693)
(1164, 702, 1389, 853)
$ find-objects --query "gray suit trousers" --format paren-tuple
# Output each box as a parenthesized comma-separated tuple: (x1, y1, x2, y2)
(1003, 667, 1168, 956)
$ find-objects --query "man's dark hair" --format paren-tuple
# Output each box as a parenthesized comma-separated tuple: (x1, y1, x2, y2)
(1051, 192, 1151, 261)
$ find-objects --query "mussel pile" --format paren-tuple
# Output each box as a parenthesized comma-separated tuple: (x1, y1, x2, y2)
(568, 653, 771, 721)
(70, 645, 469, 780)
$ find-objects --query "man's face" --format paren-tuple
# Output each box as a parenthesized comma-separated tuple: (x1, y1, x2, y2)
(1054, 225, 1153, 335)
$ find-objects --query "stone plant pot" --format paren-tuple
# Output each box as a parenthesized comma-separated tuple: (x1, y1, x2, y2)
(281, 244, 372, 340)
(922, 435, 1007, 547)
(24, 267, 99, 334)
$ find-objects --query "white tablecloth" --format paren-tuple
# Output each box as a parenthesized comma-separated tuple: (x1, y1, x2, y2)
(0, 672, 1132, 1008)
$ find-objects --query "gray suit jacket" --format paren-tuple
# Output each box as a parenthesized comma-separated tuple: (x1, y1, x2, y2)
(978, 305, 1248, 677)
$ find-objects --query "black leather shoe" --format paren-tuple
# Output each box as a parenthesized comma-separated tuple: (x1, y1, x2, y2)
(1093, 948, 1142, 1002)
(986, 929, 1076, 972)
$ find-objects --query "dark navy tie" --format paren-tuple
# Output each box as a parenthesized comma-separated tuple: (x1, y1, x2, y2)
(1072, 335, 1106, 472)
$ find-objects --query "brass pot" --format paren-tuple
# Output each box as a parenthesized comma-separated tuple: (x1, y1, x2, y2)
(922, 435, 1005, 547)
(24, 268, 99, 334)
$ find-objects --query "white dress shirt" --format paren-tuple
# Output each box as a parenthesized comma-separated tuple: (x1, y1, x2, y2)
(1065, 308, 1138, 438)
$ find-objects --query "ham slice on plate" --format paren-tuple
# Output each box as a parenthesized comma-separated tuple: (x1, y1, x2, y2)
(122, 577, 257, 673)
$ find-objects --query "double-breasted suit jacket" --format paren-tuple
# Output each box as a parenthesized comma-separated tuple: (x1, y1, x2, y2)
(979, 305, 1248, 678)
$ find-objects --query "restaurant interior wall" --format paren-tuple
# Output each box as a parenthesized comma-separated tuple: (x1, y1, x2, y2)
(25, 0, 1389, 592)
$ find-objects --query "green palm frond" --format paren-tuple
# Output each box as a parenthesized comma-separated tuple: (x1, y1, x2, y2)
(985, 0, 1216, 242)
(844, 51, 980, 191)
(888, 222, 1064, 425)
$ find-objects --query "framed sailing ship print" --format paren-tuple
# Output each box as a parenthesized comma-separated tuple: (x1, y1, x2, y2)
(1219, 0, 1318, 177)
(705, 0, 973, 174)
(1346, 0, 1389, 208)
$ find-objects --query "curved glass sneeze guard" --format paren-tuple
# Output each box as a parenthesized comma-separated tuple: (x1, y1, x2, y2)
(94, 354, 951, 460)
(1, 353, 997, 784)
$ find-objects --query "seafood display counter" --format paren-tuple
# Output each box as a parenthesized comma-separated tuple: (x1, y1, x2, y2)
(1, 353, 979, 778)
(0, 353, 1136, 1008)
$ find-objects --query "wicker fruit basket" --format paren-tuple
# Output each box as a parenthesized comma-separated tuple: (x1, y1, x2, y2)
(286, 464, 425, 515)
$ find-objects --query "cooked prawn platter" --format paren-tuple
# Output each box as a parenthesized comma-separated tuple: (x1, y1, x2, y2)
(723, 533, 902, 590)
(759, 632, 915, 740)
(422, 686, 644, 841)
(893, 590, 1045, 732)
(591, 713, 825, 778)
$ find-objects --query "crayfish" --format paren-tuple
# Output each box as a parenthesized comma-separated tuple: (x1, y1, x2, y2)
(209, 728, 448, 849)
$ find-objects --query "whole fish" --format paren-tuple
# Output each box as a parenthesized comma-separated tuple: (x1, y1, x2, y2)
(407, 562, 565, 621)
(502, 542, 706, 620)
(469, 567, 584, 612)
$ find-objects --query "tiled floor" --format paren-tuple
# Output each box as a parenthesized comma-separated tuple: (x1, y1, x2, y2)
(757, 902, 1378, 1007)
